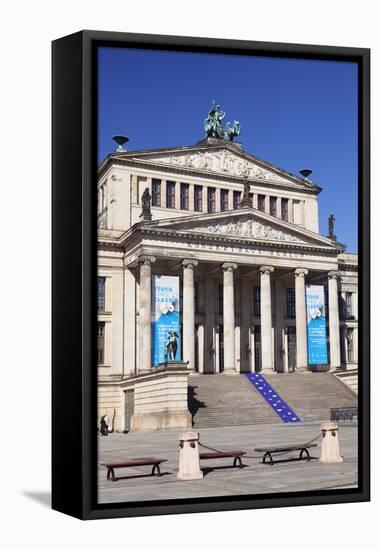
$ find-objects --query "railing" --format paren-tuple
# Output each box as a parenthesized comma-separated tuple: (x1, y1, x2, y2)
(330, 407, 358, 422)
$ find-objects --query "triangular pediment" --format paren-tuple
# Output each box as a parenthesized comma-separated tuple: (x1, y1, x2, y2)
(141, 208, 344, 251)
(128, 144, 317, 190)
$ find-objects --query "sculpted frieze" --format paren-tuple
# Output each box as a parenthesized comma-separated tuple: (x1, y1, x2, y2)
(145, 149, 286, 181)
(203, 219, 302, 242)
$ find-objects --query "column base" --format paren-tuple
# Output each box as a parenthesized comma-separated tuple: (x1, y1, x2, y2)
(221, 369, 240, 375)
(296, 366, 310, 372)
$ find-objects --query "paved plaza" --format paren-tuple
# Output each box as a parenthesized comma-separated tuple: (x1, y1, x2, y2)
(98, 421, 358, 504)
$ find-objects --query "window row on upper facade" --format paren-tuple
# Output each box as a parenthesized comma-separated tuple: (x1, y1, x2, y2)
(150, 178, 292, 221)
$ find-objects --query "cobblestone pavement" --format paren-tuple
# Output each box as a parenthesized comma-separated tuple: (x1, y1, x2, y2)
(98, 421, 358, 504)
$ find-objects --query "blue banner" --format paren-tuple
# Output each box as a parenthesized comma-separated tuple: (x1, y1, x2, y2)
(306, 285, 328, 365)
(152, 275, 181, 367)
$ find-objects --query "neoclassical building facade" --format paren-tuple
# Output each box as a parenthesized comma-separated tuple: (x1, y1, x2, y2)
(97, 135, 358, 430)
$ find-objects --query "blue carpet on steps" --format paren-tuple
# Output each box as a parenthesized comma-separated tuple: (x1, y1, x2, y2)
(245, 373, 301, 423)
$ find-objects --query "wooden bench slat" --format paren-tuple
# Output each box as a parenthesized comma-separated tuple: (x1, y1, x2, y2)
(199, 451, 246, 459)
(102, 458, 167, 468)
(254, 443, 317, 453)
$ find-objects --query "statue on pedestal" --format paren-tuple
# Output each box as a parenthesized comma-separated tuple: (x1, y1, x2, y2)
(140, 187, 152, 221)
(240, 174, 252, 208)
(204, 101, 241, 141)
(328, 214, 336, 240)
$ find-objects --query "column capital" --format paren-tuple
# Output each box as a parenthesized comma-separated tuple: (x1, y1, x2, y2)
(138, 254, 156, 267)
(328, 270, 340, 280)
(182, 259, 199, 269)
(259, 265, 274, 275)
(222, 262, 238, 272)
(295, 268, 309, 277)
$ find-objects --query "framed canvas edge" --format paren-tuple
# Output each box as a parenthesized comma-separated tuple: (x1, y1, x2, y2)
(52, 30, 370, 521)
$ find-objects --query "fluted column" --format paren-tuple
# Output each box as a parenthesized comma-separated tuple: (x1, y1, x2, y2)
(222, 263, 237, 373)
(182, 259, 198, 369)
(295, 268, 309, 371)
(260, 265, 274, 372)
(138, 255, 156, 372)
(328, 271, 341, 369)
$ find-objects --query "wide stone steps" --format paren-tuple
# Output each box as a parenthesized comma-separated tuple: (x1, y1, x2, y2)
(188, 374, 280, 428)
(188, 372, 358, 428)
(264, 373, 357, 422)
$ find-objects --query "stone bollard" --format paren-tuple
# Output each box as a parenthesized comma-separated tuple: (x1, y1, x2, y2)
(319, 422, 343, 464)
(177, 431, 203, 480)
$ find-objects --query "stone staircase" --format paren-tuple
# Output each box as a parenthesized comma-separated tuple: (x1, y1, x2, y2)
(188, 373, 358, 428)
(188, 374, 280, 428)
(334, 370, 358, 395)
(265, 373, 357, 422)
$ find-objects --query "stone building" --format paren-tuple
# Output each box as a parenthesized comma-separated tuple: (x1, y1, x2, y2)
(97, 126, 358, 431)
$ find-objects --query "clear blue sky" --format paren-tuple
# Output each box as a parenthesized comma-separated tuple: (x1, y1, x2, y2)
(98, 47, 358, 252)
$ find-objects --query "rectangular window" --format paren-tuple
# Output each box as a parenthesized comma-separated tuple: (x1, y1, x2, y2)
(270, 196, 277, 217)
(281, 198, 289, 221)
(218, 283, 223, 315)
(253, 286, 261, 316)
(347, 328, 354, 362)
(180, 183, 189, 210)
(194, 185, 203, 211)
(152, 178, 161, 207)
(345, 292, 353, 318)
(220, 189, 229, 211)
(97, 322, 105, 364)
(208, 187, 216, 213)
(258, 194, 265, 212)
(97, 277, 105, 311)
(286, 288, 296, 318)
(166, 181, 176, 208)
(233, 190, 241, 210)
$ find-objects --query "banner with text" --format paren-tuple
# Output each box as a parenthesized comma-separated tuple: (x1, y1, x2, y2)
(152, 275, 181, 367)
(306, 285, 328, 365)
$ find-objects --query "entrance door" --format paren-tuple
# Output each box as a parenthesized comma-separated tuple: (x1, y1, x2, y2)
(254, 326, 262, 372)
(219, 325, 224, 373)
(287, 326, 297, 372)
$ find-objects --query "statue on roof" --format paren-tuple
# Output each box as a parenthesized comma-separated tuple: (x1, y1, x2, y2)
(204, 101, 241, 141)
(140, 187, 152, 221)
(328, 214, 336, 240)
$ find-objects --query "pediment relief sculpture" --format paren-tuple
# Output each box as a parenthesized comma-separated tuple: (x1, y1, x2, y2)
(143, 149, 286, 182)
(202, 219, 302, 242)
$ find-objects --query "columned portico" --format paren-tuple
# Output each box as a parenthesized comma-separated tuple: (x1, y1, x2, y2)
(138, 255, 155, 372)
(222, 262, 237, 373)
(182, 259, 198, 370)
(260, 265, 274, 372)
(295, 268, 309, 371)
(328, 271, 341, 369)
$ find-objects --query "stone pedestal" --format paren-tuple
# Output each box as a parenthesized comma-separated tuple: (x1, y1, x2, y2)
(177, 431, 203, 480)
(319, 422, 343, 464)
(121, 362, 192, 431)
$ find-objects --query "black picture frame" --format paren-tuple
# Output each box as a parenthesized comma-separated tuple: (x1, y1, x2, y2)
(52, 30, 370, 520)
